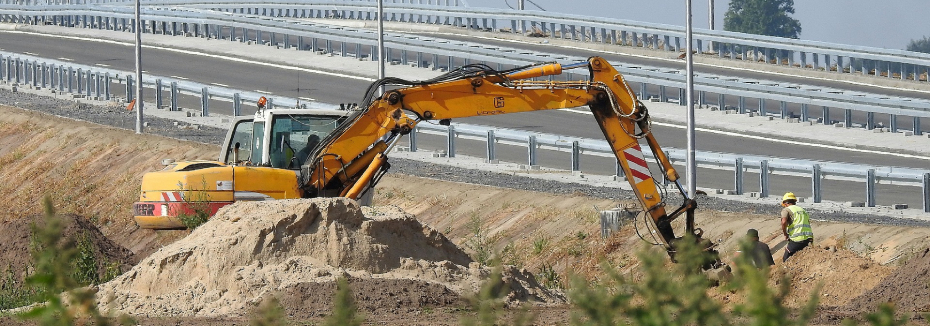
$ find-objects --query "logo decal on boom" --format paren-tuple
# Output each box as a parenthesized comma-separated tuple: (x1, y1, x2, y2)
(493, 97, 505, 108)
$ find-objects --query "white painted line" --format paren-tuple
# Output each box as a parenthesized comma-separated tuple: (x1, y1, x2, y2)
(56, 57, 73, 61)
(170, 75, 189, 80)
(24, 51, 37, 55)
(211, 82, 229, 87)
(438, 33, 930, 96)
(6, 31, 375, 82)
(559, 108, 930, 161)
(95, 63, 110, 67)
(299, 97, 316, 101)
(254, 89, 273, 94)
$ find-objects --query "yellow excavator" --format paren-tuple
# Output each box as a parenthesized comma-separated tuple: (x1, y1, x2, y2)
(133, 56, 712, 259)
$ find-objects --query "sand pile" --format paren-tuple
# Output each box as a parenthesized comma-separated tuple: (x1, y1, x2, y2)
(96, 198, 563, 317)
(775, 246, 892, 307)
(0, 214, 137, 285)
(844, 247, 930, 313)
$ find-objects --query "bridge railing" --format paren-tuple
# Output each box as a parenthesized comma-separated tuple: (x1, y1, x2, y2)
(2, 4, 929, 136)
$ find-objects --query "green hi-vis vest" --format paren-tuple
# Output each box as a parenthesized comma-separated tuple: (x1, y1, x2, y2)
(786, 205, 813, 242)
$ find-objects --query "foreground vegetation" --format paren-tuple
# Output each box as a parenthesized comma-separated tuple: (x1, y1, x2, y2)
(2, 199, 926, 325)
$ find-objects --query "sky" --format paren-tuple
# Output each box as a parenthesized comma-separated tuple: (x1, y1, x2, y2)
(461, 0, 929, 51)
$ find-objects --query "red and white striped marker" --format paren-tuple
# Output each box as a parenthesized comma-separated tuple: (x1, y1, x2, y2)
(161, 192, 183, 202)
(623, 144, 652, 184)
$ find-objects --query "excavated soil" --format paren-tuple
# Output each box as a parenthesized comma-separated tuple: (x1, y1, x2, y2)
(96, 198, 564, 318)
(774, 246, 893, 307)
(845, 247, 930, 313)
(0, 213, 137, 285)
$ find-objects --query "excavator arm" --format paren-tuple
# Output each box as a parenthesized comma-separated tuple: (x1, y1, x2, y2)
(302, 56, 700, 255)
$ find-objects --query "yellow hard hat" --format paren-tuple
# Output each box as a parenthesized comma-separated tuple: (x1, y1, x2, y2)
(782, 192, 797, 202)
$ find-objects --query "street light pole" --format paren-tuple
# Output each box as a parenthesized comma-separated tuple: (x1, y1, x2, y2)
(685, 0, 696, 197)
(134, 0, 143, 134)
(377, 0, 385, 95)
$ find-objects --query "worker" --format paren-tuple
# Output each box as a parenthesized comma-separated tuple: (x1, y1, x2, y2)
(292, 134, 322, 168)
(744, 229, 775, 268)
(780, 192, 814, 262)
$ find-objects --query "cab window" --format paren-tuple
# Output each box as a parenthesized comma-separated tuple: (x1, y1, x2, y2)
(269, 114, 345, 169)
(224, 120, 254, 164)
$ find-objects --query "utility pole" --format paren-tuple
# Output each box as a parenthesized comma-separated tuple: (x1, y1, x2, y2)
(708, 0, 715, 52)
(377, 0, 385, 95)
(134, 0, 143, 133)
(685, 0, 696, 197)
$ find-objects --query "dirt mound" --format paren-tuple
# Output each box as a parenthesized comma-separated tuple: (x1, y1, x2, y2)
(0, 213, 137, 284)
(774, 246, 892, 307)
(96, 198, 564, 318)
(844, 248, 930, 313)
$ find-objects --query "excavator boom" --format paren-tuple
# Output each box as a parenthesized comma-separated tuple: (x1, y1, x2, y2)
(303, 57, 700, 254)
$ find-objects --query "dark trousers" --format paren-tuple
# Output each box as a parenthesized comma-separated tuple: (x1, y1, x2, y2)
(783, 238, 812, 262)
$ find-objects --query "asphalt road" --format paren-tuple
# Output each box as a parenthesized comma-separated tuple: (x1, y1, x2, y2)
(2, 31, 928, 207)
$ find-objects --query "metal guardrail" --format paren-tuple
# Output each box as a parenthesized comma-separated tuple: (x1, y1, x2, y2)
(84, 0, 930, 82)
(2, 50, 929, 212)
(413, 122, 930, 212)
(2, 4, 929, 133)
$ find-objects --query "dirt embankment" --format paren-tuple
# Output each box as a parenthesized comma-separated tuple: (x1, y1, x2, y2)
(0, 105, 214, 257)
(373, 175, 930, 287)
(0, 213, 137, 285)
(96, 198, 563, 319)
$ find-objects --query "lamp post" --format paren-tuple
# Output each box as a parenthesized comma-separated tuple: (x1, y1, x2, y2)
(685, 0, 696, 197)
(377, 0, 385, 95)
(134, 0, 143, 134)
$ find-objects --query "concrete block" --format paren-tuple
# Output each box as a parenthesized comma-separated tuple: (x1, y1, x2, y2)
(714, 189, 724, 194)
(648, 97, 660, 102)
(71, 94, 84, 99)
(873, 128, 884, 133)
(389, 60, 400, 66)
(530, 165, 541, 170)
(767, 116, 774, 121)
(787, 118, 799, 123)
(903, 131, 914, 136)
(612, 175, 626, 182)
(892, 204, 908, 210)
(487, 159, 500, 164)
(709, 106, 719, 111)
(431, 152, 447, 158)
(723, 190, 737, 195)
(747, 192, 760, 198)
(834, 122, 845, 128)
(395, 146, 410, 152)
(847, 202, 865, 207)
(10, 86, 16, 92)
(746, 112, 755, 117)
(883, 128, 891, 132)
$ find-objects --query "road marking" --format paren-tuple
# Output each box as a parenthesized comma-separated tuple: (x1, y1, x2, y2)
(560, 108, 930, 161)
(436, 33, 930, 96)
(299, 97, 316, 101)
(24, 51, 37, 55)
(211, 82, 229, 87)
(170, 75, 188, 80)
(5, 31, 375, 82)
(95, 63, 110, 67)
(57, 57, 73, 61)
(254, 89, 273, 94)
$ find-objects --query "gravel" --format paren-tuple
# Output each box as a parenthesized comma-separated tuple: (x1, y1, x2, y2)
(3, 87, 928, 228)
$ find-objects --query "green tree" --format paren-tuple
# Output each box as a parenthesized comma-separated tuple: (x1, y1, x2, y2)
(724, 0, 802, 39)
(906, 36, 930, 54)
